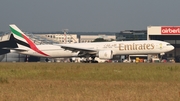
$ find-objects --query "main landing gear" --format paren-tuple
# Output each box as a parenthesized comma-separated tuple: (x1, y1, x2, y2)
(81, 56, 98, 63)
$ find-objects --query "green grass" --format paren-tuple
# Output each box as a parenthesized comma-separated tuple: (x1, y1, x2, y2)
(0, 63, 180, 101)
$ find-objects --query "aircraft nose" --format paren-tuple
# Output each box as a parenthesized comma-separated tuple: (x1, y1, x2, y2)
(170, 45, 174, 51)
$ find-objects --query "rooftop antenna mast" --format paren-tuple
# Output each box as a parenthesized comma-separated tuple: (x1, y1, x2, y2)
(62, 29, 69, 44)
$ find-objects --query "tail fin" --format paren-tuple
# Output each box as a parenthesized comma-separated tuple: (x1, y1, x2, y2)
(9, 24, 34, 49)
(9, 24, 49, 56)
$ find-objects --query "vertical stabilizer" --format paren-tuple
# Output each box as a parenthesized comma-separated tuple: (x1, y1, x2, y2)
(9, 24, 49, 56)
(10, 24, 33, 48)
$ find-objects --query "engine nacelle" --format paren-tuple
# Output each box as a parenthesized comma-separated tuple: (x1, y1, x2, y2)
(98, 50, 113, 59)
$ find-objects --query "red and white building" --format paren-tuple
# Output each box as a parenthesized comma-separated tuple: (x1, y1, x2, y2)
(147, 26, 180, 60)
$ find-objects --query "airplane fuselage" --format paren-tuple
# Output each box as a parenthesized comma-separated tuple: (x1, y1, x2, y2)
(17, 40, 174, 58)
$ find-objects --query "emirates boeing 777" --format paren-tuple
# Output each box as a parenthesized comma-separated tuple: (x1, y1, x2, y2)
(9, 24, 174, 61)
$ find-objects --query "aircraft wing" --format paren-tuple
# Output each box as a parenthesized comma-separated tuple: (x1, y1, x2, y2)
(58, 44, 97, 53)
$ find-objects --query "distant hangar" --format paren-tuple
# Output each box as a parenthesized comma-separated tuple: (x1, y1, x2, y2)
(148, 26, 180, 61)
(115, 26, 180, 61)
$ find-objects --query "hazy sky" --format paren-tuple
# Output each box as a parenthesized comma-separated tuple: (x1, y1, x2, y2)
(0, 0, 180, 32)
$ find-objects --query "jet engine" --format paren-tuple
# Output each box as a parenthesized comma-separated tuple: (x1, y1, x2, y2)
(98, 50, 113, 59)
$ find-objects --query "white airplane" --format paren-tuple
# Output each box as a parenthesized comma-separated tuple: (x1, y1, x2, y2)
(9, 24, 174, 61)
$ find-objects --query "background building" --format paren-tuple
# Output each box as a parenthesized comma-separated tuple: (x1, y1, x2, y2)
(147, 26, 179, 61)
(116, 30, 147, 41)
(80, 34, 115, 43)
(38, 34, 79, 43)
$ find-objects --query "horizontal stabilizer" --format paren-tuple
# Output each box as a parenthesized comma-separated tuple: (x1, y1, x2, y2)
(0, 49, 10, 55)
(4, 48, 28, 52)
